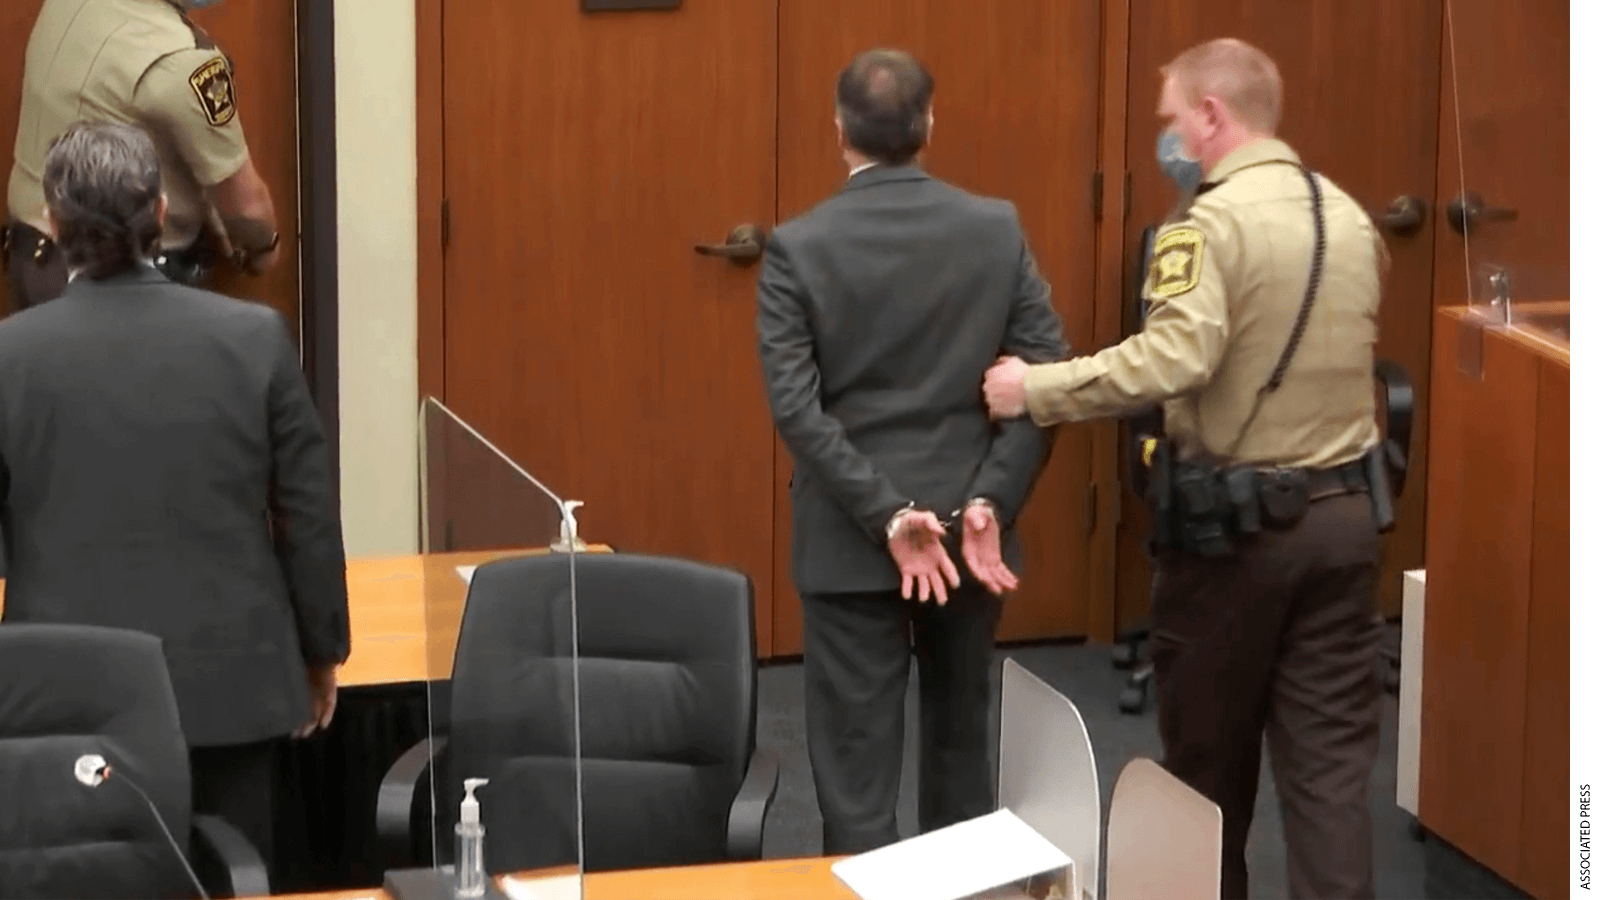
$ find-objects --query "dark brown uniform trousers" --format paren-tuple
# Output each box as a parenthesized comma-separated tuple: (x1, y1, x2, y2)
(1150, 492, 1383, 900)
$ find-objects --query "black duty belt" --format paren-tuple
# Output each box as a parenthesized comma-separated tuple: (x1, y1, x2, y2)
(4, 220, 55, 266)
(1298, 458, 1370, 501)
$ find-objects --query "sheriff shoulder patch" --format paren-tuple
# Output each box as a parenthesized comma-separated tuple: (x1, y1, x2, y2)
(188, 57, 236, 127)
(1148, 225, 1204, 300)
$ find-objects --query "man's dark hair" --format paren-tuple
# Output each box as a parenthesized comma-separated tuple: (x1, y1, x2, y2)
(835, 49, 934, 166)
(43, 121, 164, 279)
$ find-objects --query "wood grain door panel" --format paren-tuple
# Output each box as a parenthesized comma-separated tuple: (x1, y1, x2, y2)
(1116, 0, 1444, 631)
(1417, 312, 1538, 880)
(190, 0, 302, 333)
(771, 1, 1106, 653)
(440, 0, 779, 654)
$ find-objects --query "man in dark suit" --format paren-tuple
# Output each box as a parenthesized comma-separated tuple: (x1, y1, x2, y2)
(757, 49, 1070, 854)
(0, 121, 348, 879)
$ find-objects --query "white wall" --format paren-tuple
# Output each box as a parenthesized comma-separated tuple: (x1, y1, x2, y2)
(333, 0, 419, 558)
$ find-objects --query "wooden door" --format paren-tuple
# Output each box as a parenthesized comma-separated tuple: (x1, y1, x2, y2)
(0, 0, 301, 332)
(188, 1, 302, 333)
(1114, 0, 1446, 631)
(769, 3, 1107, 654)
(438, 1, 779, 653)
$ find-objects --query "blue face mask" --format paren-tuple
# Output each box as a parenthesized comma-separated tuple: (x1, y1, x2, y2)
(1157, 130, 1203, 194)
(182, 0, 227, 8)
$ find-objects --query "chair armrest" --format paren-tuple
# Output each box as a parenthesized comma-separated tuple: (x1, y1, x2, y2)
(192, 814, 270, 898)
(726, 746, 780, 860)
(377, 736, 447, 870)
(1374, 358, 1414, 498)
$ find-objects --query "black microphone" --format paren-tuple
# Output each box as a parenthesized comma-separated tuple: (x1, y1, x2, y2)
(74, 753, 211, 900)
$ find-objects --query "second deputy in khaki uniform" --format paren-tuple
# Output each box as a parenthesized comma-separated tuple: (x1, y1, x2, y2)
(985, 40, 1389, 900)
(5, 0, 280, 313)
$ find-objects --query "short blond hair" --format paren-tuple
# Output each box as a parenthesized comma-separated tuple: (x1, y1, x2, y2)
(1161, 38, 1283, 134)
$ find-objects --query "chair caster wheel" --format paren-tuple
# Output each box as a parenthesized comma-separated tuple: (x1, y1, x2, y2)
(1111, 643, 1138, 669)
(1118, 684, 1148, 714)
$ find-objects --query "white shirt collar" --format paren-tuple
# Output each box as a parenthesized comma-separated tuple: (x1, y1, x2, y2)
(849, 161, 878, 178)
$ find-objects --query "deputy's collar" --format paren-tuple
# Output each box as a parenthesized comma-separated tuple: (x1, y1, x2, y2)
(1205, 137, 1302, 184)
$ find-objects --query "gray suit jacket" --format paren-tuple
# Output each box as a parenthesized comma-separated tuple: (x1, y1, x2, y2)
(758, 165, 1070, 595)
(0, 266, 350, 747)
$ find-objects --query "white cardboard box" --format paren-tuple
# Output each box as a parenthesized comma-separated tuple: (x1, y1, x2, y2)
(1397, 569, 1426, 816)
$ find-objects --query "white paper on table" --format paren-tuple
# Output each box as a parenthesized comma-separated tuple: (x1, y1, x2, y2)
(500, 872, 581, 900)
(831, 808, 1072, 900)
(456, 564, 477, 585)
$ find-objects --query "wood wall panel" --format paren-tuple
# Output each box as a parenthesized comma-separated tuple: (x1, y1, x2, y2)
(190, 0, 302, 332)
(1088, 0, 1131, 643)
(417, 0, 445, 401)
(1445, 0, 1569, 308)
(0, 1, 45, 236)
(1518, 351, 1569, 899)
(1418, 307, 1539, 881)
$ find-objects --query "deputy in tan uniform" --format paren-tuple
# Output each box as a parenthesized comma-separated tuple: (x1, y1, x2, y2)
(985, 39, 1389, 900)
(5, 0, 280, 313)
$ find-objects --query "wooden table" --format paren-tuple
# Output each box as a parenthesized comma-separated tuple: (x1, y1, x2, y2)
(267, 857, 854, 900)
(0, 547, 611, 687)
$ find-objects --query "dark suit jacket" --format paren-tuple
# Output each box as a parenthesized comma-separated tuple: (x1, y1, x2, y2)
(758, 165, 1071, 595)
(0, 266, 350, 747)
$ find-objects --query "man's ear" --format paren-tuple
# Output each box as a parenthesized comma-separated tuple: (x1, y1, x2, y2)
(1199, 96, 1227, 136)
(157, 192, 169, 229)
(835, 114, 846, 151)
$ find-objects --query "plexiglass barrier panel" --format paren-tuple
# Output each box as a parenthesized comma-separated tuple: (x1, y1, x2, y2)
(413, 397, 583, 900)
(1444, 0, 1568, 346)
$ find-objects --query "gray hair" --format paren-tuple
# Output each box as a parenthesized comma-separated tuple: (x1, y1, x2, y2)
(43, 121, 164, 278)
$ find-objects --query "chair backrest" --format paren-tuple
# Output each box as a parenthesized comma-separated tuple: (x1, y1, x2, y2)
(0, 623, 193, 899)
(447, 552, 757, 874)
(997, 658, 1099, 899)
(1104, 758, 1221, 900)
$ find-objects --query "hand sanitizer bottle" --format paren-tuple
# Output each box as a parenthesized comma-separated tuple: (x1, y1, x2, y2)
(455, 778, 489, 898)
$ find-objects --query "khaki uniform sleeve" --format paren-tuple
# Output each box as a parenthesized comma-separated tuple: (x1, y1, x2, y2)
(132, 48, 250, 188)
(1023, 203, 1239, 426)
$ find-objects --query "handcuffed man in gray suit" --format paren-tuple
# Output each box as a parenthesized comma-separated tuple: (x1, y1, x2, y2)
(757, 48, 1070, 854)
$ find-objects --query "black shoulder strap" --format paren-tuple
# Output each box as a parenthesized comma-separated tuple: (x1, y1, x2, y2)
(1224, 165, 1327, 459)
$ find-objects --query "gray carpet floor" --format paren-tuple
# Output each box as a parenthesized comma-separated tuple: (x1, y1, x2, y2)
(753, 636, 1426, 900)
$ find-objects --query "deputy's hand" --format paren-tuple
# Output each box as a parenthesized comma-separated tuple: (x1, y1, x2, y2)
(983, 356, 1030, 420)
(887, 510, 961, 605)
(961, 502, 1018, 596)
(295, 663, 339, 738)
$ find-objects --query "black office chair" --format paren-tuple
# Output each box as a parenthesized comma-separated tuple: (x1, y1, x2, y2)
(0, 624, 269, 899)
(377, 552, 779, 874)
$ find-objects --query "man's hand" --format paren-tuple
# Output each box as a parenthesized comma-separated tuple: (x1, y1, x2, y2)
(295, 663, 339, 739)
(961, 502, 1019, 596)
(888, 510, 961, 605)
(983, 356, 1031, 420)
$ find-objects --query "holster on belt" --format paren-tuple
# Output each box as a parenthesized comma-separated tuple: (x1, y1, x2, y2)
(5, 220, 54, 270)
(1144, 444, 1389, 558)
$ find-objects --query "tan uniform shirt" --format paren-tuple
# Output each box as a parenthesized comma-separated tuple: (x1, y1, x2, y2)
(1023, 138, 1384, 470)
(7, 0, 248, 249)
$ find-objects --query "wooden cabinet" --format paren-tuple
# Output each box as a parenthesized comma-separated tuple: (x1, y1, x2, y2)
(1418, 304, 1568, 899)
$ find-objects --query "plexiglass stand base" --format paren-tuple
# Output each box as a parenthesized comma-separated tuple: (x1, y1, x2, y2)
(384, 867, 512, 900)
